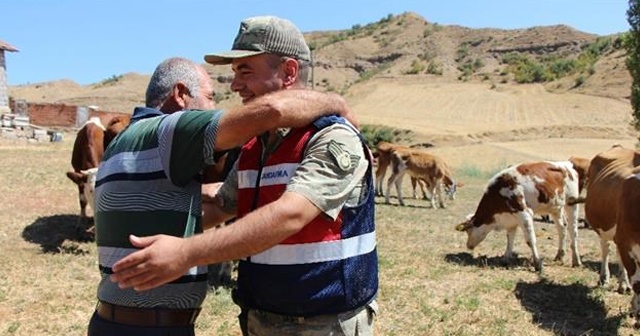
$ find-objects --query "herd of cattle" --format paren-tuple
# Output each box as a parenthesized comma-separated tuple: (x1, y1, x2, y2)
(64, 117, 640, 326)
(374, 140, 640, 326)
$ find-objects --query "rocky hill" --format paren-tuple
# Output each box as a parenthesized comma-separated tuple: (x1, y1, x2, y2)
(8, 12, 631, 114)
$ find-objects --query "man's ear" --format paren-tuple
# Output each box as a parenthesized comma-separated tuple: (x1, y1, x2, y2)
(172, 82, 191, 109)
(282, 59, 299, 87)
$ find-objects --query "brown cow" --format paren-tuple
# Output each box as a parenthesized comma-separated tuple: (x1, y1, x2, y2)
(455, 161, 581, 272)
(374, 141, 405, 196)
(66, 117, 105, 224)
(103, 115, 132, 149)
(584, 145, 640, 295)
(385, 149, 457, 208)
(568, 156, 591, 194)
(615, 165, 640, 326)
(373, 141, 427, 199)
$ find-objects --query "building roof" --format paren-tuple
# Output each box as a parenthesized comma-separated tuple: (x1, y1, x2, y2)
(0, 39, 19, 52)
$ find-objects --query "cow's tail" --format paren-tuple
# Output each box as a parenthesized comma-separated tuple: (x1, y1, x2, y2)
(567, 196, 586, 205)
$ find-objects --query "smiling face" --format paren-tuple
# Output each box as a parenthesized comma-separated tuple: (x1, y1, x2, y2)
(230, 54, 300, 104)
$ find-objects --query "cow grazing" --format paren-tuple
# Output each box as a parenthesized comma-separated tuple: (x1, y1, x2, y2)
(584, 145, 640, 295)
(66, 117, 105, 223)
(385, 149, 457, 208)
(66, 168, 99, 217)
(411, 169, 460, 202)
(455, 161, 581, 272)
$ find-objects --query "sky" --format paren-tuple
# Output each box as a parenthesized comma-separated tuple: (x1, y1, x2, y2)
(0, 0, 631, 86)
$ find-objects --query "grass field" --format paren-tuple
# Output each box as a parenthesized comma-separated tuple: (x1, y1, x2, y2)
(0, 134, 638, 336)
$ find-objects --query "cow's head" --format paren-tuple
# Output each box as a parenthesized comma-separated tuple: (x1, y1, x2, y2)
(455, 213, 492, 250)
(66, 168, 99, 208)
(445, 179, 458, 200)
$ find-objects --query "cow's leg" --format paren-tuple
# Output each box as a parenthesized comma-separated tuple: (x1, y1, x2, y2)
(375, 161, 387, 197)
(385, 172, 405, 205)
(394, 172, 406, 206)
(621, 244, 640, 326)
(615, 248, 632, 294)
(386, 159, 407, 206)
(564, 204, 582, 267)
(434, 181, 446, 209)
(503, 228, 518, 263)
(427, 184, 437, 209)
(549, 211, 567, 263)
(599, 238, 612, 286)
(384, 174, 392, 204)
(410, 177, 419, 199)
(78, 184, 88, 222)
(417, 179, 430, 200)
(520, 213, 542, 272)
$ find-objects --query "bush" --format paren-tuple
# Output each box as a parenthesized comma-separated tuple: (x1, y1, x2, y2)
(426, 61, 443, 75)
(404, 60, 426, 75)
(360, 125, 413, 149)
(360, 125, 395, 149)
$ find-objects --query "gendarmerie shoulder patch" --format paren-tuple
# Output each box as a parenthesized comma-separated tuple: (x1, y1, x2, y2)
(328, 140, 356, 171)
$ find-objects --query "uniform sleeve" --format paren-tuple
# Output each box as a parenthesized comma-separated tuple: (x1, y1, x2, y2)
(286, 124, 369, 220)
(158, 110, 223, 187)
(215, 159, 240, 214)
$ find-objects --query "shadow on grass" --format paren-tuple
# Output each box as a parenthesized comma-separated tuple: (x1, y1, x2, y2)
(207, 262, 237, 293)
(22, 214, 94, 254)
(444, 251, 535, 270)
(374, 197, 433, 209)
(514, 279, 625, 335)
(581, 260, 624, 276)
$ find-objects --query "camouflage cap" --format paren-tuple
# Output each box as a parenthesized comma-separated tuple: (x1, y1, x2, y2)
(204, 16, 311, 65)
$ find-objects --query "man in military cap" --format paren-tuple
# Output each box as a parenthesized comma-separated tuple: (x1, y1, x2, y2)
(111, 15, 379, 336)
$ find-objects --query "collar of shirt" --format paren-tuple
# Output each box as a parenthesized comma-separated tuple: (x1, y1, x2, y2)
(259, 128, 291, 155)
(130, 107, 164, 123)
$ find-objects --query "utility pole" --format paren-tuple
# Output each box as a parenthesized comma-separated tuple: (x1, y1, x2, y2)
(310, 46, 315, 90)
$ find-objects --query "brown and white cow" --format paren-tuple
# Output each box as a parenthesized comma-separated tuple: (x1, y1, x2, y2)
(373, 141, 427, 198)
(66, 167, 99, 216)
(66, 117, 105, 222)
(455, 161, 581, 272)
(374, 141, 407, 196)
(584, 145, 640, 296)
(385, 149, 457, 208)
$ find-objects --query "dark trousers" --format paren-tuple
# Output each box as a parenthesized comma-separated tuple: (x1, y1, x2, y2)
(87, 311, 196, 336)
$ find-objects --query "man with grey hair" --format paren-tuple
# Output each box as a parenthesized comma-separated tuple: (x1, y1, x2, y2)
(110, 16, 379, 336)
(87, 56, 356, 336)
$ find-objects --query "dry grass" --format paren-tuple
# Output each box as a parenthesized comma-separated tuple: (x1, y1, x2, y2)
(2, 12, 637, 334)
(0, 133, 639, 336)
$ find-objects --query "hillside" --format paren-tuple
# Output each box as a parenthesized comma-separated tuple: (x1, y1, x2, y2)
(7, 12, 635, 152)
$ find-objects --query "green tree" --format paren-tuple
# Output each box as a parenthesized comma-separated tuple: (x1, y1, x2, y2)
(627, 0, 640, 141)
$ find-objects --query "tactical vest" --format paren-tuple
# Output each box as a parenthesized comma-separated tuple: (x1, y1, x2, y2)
(235, 116, 378, 316)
